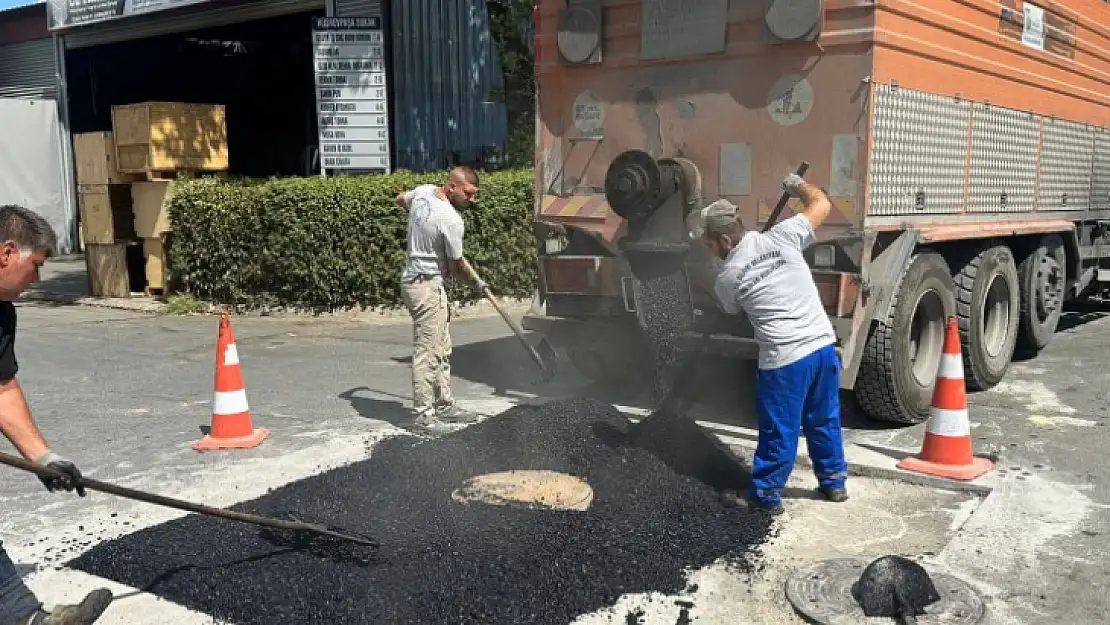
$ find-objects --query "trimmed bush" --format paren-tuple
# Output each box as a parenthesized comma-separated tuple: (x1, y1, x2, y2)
(166, 169, 537, 310)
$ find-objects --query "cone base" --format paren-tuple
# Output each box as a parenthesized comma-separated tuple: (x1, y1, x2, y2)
(192, 428, 271, 452)
(897, 454, 993, 481)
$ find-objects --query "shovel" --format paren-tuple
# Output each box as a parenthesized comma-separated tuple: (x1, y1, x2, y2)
(761, 161, 811, 233)
(460, 258, 559, 382)
(0, 451, 379, 548)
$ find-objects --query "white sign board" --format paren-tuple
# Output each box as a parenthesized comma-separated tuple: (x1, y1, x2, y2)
(1022, 3, 1046, 51)
(313, 17, 391, 173)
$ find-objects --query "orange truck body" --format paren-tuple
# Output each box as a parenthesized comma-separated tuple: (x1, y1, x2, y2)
(524, 0, 1110, 420)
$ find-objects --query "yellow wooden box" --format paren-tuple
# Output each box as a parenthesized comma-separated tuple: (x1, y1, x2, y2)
(77, 184, 135, 245)
(73, 132, 140, 185)
(143, 237, 166, 292)
(85, 243, 130, 298)
(131, 181, 173, 238)
(111, 102, 229, 174)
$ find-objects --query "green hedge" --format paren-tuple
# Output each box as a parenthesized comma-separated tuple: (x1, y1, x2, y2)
(165, 169, 538, 310)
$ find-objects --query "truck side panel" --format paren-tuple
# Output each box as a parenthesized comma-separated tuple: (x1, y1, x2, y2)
(864, 0, 1110, 225)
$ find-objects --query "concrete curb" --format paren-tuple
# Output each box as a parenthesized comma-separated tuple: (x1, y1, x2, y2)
(20, 291, 166, 313)
(19, 290, 534, 323)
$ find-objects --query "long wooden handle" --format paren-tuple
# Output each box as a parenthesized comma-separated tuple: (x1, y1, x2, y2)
(460, 258, 550, 372)
(0, 451, 378, 547)
(761, 161, 811, 233)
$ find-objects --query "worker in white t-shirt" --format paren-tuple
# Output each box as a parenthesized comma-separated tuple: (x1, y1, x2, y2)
(695, 173, 849, 515)
(395, 167, 485, 429)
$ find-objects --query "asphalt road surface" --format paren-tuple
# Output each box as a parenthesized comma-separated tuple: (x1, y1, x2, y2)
(0, 301, 1106, 624)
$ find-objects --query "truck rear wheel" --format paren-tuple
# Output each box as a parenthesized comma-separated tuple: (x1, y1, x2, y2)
(954, 245, 1020, 391)
(856, 252, 956, 424)
(1017, 234, 1066, 353)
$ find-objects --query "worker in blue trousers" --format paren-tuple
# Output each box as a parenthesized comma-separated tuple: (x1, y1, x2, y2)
(693, 174, 849, 515)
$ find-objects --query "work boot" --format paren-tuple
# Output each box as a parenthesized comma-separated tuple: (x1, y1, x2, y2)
(26, 588, 113, 625)
(437, 403, 479, 424)
(411, 411, 441, 430)
(820, 487, 849, 503)
(720, 491, 784, 516)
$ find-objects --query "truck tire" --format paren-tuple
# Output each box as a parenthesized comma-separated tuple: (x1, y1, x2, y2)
(856, 252, 956, 425)
(953, 245, 1020, 391)
(1017, 234, 1066, 353)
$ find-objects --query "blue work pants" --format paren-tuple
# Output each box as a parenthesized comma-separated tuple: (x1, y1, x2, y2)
(0, 541, 40, 625)
(751, 344, 848, 507)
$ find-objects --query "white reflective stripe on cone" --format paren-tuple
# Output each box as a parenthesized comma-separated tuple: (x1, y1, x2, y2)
(937, 353, 964, 380)
(223, 343, 240, 367)
(213, 389, 250, 415)
(928, 407, 971, 436)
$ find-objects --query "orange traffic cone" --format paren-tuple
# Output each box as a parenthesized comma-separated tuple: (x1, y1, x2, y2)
(897, 315, 993, 481)
(193, 314, 270, 452)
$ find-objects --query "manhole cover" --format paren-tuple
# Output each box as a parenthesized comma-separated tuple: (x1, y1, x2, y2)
(785, 558, 986, 624)
(451, 470, 594, 512)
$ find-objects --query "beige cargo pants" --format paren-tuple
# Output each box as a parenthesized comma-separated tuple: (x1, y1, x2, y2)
(401, 275, 453, 417)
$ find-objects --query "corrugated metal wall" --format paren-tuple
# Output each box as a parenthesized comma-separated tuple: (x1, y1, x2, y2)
(389, 0, 508, 172)
(334, 0, 382, 17)
(0, 37, 57, 98)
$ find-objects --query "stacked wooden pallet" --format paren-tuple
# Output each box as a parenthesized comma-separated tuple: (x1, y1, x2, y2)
(75, 102, 229, 298)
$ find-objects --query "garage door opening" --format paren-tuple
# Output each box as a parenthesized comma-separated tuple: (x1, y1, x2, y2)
(65, 8, 326, 178)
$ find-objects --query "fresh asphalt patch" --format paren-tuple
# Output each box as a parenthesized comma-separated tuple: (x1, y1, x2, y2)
(69, 398, 777, 624)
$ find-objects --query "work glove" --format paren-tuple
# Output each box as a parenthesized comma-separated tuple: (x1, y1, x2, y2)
(782, 173, 806, 198)
(34, 451, 86, 497)
(473, 279, 489, 292)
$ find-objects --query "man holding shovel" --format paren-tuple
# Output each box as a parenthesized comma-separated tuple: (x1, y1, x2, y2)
(694, 175, 849, 515)
(0, 205, 113, 625)
(395, 167, 486, 428)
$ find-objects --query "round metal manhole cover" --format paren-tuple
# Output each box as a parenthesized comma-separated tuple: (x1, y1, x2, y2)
(558, 7, 600, 64)
(765, 0, 823, 41)
(451, 470, 594, 512)
(785, 558, 986, 625)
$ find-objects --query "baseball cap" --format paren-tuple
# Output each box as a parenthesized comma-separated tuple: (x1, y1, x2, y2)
(690, 199, 740, 238)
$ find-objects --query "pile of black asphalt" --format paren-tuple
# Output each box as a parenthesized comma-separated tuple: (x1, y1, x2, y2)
(69, 398, 777, 625)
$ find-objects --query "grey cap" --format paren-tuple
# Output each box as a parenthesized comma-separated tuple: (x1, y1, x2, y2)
(692, 199, 741, 237)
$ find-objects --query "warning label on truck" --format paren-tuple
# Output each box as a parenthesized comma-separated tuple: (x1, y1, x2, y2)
(572, 91, 605, 137)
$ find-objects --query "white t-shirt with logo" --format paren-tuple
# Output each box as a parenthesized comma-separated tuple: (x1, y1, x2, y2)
(401, 184, 465, 282)
(714, 215, 836, 370)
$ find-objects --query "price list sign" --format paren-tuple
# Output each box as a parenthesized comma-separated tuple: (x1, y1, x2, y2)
(312, 16, 391, 172)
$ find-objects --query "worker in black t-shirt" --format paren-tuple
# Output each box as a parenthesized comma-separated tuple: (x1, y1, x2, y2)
(0, 206, 113, 625)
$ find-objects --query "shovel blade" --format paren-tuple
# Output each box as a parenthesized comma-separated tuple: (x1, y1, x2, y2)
(533, 336, 559, 382)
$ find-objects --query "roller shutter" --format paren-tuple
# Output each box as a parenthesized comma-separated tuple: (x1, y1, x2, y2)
(61, 0, 326, 50)
(334, 0, 382, 16)
(0, 38, 58, 99)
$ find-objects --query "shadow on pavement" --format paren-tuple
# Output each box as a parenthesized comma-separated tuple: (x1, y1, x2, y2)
(23, 255, 93, 307)
(339, 387, 414, 427)
(445, 335, 909, 436)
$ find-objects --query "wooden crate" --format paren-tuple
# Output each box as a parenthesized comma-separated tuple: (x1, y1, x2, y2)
(77, 184, 135, 245)
(111, 102, 229, 175)
(131, 180, 172, 238)
(143, 236, 166, 295)
(73, 132, 140, 185)
(85, 243, 130, 298)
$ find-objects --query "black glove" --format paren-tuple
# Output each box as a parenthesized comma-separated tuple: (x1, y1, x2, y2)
(34, 451, 86, 497)
(473, 279, 489, 292)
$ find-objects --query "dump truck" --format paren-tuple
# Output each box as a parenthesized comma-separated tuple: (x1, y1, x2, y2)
(521, 0, 1110, 424)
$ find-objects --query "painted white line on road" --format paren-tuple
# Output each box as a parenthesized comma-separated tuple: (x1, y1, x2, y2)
(932, 473, 1091, 622)
(990, 379, 1077, 414)
(1028, 414, 1099, 427)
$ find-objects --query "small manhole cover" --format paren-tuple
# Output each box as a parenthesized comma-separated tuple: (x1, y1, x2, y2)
(784, 558, 986, 624)
(451, 470, 594, 512)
